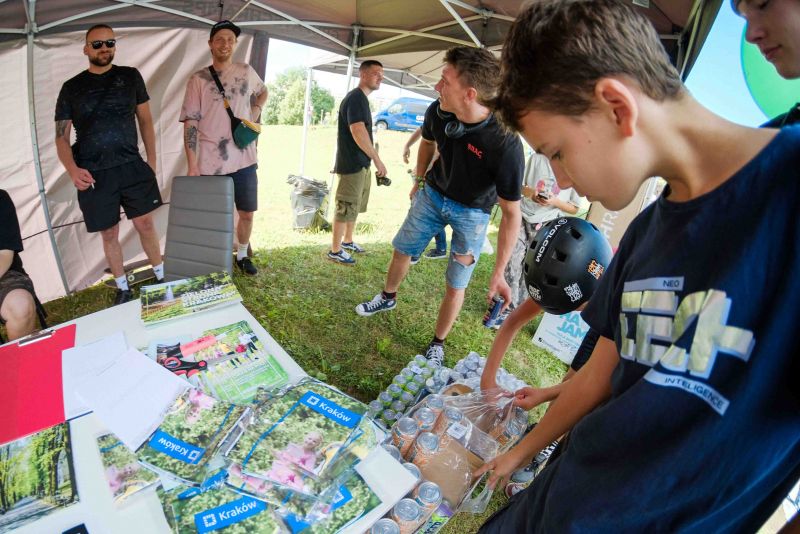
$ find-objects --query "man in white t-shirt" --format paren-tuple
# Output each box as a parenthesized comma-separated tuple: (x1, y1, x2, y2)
(502, 152, 582, 312)
(180, 20, 268, 275)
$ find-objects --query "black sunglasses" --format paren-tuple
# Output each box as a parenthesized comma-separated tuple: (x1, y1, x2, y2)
(89, 39, 116, 50)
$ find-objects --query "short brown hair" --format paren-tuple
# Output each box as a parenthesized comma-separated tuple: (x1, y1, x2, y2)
(359, 60, 383, 72)
(443, 46, 500, 105)
(492, 0, 684, 130)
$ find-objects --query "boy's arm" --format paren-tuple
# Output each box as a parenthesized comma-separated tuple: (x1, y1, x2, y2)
(489, 197, 522, 310)
(183, 120, 200, 176)
(403, 127, 423, 164)
(475, 335, 619, 488)
(135, 101, 157, 172)
(481, 298, 541, 391)
(410, 137, 436, 199)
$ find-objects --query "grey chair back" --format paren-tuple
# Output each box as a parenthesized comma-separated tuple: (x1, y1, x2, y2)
(163, 176, 234, 281)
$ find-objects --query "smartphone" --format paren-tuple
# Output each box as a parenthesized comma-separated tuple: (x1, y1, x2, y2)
(536, 192, 550, 200)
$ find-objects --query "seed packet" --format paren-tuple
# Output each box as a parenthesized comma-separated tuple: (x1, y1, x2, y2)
(138, 389, 248, 485)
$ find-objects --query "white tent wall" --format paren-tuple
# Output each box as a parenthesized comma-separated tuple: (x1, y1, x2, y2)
(3, 28, 254, 302)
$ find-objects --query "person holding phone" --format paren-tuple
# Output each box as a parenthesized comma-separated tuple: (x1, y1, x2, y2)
(500, 152, 581, 320)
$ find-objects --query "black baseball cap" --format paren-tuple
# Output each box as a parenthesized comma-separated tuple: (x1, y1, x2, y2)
(210, 20, 241, 39)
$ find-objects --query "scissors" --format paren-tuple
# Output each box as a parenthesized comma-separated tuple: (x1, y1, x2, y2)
(161, 353, 239, 378)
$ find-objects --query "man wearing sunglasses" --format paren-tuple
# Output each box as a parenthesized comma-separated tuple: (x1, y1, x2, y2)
(180, 20, 268, 276)
(55, 24, 163, 306)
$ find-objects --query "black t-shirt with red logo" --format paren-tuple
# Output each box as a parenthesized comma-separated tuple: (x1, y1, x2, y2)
(421, 101, 523, 213)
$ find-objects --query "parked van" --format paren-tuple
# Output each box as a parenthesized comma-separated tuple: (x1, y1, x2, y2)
(373, 97, 433, 131)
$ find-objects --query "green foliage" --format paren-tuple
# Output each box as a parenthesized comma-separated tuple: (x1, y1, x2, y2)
(169, 486, 281, 534)
(264, 68, 335, 126)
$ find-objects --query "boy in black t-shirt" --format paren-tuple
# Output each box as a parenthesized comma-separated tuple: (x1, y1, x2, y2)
(474, 1, 800, 532)
(0, 190, 37, 341)
(355, 47, 524, 366)
(55, 24, 164, 306)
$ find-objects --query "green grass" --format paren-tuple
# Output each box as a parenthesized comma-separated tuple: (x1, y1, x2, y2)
(31, 125, 568, 533)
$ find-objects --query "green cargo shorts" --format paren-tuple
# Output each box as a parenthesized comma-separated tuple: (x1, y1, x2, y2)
(335, 167, 371, 222)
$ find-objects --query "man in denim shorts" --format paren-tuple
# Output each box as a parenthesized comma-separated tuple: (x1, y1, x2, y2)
(55, 24, 164, 306)
(355, 47, 524, 365)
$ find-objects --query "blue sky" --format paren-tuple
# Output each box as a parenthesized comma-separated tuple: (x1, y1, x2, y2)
(265, 5, 769, 123)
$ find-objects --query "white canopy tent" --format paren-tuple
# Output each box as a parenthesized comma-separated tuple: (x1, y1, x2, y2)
(0, 0, 721, 302)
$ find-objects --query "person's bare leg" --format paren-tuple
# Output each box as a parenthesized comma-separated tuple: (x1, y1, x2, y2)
(331, 220, 347, 253)
(1, 289, 36, 340)
(237, 210, 254, 246)
(343, 221, 356, 244)
(433, 252, 473, 338)
(100, 224, 124, 277)
(131, 213, 162, 266)
(385, 249, 413, 293)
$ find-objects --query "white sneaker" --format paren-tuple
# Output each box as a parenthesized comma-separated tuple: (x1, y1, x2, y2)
(424, 343, 444, 367)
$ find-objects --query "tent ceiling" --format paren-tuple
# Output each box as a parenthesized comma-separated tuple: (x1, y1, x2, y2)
(1, 1, 716, 81)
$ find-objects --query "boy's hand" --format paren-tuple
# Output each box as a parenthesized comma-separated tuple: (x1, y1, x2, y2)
(402, 145, 411, 164)
(513, 387, 549, 410)
(474, 448, 527, 490)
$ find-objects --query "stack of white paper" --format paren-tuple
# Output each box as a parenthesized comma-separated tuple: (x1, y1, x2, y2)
(62, 332, 128, 419)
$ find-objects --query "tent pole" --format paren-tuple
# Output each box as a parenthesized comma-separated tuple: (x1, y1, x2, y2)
(26, 7, 71, 295)
(299, 67, 312, 175)
(326, 25, 360, 218)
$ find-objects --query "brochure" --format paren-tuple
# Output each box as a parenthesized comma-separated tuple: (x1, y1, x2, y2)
(138, 389, 248, 485)
(97, 433, 159, 504)
(161, 483, 282, 534)
(140, 272, 241, 326)
(191, 321, 289, 404)
(226, 380, 365, 496)
(0, 424, 78, 533)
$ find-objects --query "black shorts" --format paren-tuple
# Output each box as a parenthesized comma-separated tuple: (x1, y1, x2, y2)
(224, 164, 258, 213)
(78, 158, 163, 232)
(0, 269, 35, 325)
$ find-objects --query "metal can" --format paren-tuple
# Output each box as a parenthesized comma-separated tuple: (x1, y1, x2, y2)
(498, 418, 525, 447)
(367, 400, 382, 417)
(404, 381, 420, 396)
(392, 416, 420, 458)
(391, 498, 422, 534)
(402, 461, 421, 482)
(391, 400, 406, 414)
(393, 374, 408, 387)
(371, 517, 401, 534)
(382, 443, 402, 461)
(413, 481, 442, 513)
(465, 358, 479, 371)
(388, 384, 403, 399)
(424, 394, 445, 418)
(433, 406, 463, 435)
(401, 368, 415, 380)
(379, 391, 393, 407)
(408, 432, 439, 467)
(413, 407, 437, 432)
(413, 354, 428, 368)
(483, 295, 504, 327)
(420, 366, 434, 379)
(400, 391, 415, 405)
(412, 374, 426, 387)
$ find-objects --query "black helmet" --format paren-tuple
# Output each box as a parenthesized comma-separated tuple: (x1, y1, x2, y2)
(524, 217, 612, 315)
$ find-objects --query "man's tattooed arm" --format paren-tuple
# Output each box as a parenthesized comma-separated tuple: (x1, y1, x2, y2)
(56, 120, 70, 140)
(185, 125, 198, 152)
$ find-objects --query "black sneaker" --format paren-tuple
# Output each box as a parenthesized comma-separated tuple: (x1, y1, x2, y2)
(113, 289, 134, 306)
(236, 257, 258, 275)
(423, 248, 447, 260)
(424, 343, 444, 367)
(410, 255, 420, 265)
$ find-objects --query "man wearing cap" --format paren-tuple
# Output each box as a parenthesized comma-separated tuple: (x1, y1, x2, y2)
(55, 24, 164, 306)
(180, 20, 268, 275)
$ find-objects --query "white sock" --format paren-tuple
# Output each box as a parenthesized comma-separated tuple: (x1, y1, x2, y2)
(237, 244, 249, 261)
(152, 263, 164, 280)
(115, 275, 129, 291)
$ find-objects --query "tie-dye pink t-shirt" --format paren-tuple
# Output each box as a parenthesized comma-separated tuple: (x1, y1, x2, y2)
(180, 63, 266, 176)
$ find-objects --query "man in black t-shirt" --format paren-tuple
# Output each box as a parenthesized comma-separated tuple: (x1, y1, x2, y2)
(55, 24, 164, 306)
(0, 190, 37, 341)
(355, 47, 524, 365)
(327, 60, 388, 265)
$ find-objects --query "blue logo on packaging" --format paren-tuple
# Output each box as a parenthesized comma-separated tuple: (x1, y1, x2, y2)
(148, 429, 206, 464)
(195, 497, 267, 533)
(299, 392, 361, 429)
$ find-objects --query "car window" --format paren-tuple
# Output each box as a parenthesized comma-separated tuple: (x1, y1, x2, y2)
(388, 104, 404, 114)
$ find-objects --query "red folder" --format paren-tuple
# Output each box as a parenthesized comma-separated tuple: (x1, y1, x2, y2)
(0, 324, 76, 445)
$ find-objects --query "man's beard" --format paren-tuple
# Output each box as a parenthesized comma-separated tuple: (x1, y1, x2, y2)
(89, 53, 114, 67)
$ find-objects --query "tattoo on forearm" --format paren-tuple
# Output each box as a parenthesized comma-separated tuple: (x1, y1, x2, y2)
(56, 120, 69, 139)
(185, 126, 198, 152)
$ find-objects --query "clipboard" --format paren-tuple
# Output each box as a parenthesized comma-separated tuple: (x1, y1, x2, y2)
(0, 324, 76, 445)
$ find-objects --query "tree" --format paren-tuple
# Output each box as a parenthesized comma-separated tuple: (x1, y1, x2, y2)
(263, 67, 335, 126)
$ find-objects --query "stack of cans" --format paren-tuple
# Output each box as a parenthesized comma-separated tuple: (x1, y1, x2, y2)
(369, 356, 444, 426)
